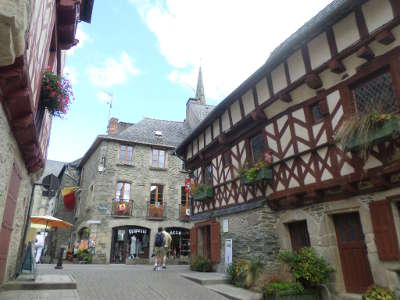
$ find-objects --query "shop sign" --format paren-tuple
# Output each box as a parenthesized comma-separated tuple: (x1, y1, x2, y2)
(128, 228, 148, 235)
(169, 230, 182, 236)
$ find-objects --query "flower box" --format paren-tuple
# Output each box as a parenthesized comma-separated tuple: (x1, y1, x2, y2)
(344, 118, 400, 151)
(192, 186, 214, 201)
(264, 289, 320, 300)
(240, 167, 273, 185)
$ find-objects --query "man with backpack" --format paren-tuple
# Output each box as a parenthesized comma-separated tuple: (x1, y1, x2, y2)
(162, 229, 172, 269)
(153, 227, 164, 271)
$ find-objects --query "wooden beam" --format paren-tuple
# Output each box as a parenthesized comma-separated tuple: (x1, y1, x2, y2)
(355, 7, 369, 39)
(280, 92, 292, 103)
(301, 46, 312, 73)
(328, 59, 346, 74)
(375, 30, 395, 45)
(357, 46, 375, 61)
(305, 73, 323, 90)
(326, 27, 338, 57)
(284, 61, 291, 85)
(250, 107, 267, 122)
(341, 182, 359, 194)
(390, 0, 400, 18)
(370, 174, 390, 188)
(218, 133, 227, 145)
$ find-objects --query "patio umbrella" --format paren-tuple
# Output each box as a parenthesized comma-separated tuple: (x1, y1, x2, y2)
(30, 215, 73, 231)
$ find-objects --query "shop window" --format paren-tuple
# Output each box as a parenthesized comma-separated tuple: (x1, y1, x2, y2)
(152, 149, 166, 168)
(181, 186, 187, 205)
(250, 133, 265, 163)
(288, 220, 311, 251)
(352, 70, 398, 115)
(166, 227, 190, 258)
(222, 151, 231, 167)
(150, 184, 163, 204)
(111, 226, 150, 263)
(120, 145, 133, 161)
(116, 182, 130, 202)
(204, 164, 213, 185)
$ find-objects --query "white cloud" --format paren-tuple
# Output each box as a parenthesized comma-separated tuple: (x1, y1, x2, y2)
(63, 66, 78, 85)
(96, 91, 114, 103)
(67, 27, 92, 55)
(87, 52, 141, 88)
(131, 0, 333, 101)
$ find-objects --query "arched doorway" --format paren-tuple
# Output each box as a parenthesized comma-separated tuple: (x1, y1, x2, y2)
(165, 227, 190, 258)
(110, 226, 151, 263)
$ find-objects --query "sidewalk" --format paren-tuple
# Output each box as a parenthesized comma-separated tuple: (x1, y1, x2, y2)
(0, 289, 79, 300)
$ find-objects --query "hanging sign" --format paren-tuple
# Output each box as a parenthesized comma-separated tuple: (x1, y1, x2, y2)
(185, 178, 192, 193)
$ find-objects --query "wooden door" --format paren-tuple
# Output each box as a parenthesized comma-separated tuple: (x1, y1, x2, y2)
(334, 213, 373, 293)
(0, 162, 22, 284)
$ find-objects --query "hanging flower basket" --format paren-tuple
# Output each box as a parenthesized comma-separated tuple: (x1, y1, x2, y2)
(192, 184, 214, 201)
(240, 161, 273, 185)
(40, 70, 74, 118)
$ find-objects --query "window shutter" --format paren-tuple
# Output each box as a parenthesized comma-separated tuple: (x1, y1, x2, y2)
(190, 227, 197, 257)
(369, 200, 400, 261)
(210, 222, 221, 263)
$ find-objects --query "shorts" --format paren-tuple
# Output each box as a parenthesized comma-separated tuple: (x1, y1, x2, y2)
(154, 247, 164, 258)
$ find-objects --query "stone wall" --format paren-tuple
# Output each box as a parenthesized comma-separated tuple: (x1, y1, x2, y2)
(215, 204, 280, 273)
(74, 140, 192, 263)
(0, 105, 38, 284)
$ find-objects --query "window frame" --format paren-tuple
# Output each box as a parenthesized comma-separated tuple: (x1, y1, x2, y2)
(181, 186, 187, 205)
(287, 220, 311, 251)
(222, 150, 231, 168)
(203, 163, 213, 186)
(249, 132, 266, 164)
(150, 184, 164, 204)
(120, 144, 133, 162)
(115, 182, 131, 202)
(152, 148, 166, 168)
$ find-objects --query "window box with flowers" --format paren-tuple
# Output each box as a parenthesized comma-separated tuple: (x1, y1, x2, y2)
(40, 71, 73, 118)
(191, 184, 214, 202)
(239, 161, 273, 185)
(336, 110, 400, 160)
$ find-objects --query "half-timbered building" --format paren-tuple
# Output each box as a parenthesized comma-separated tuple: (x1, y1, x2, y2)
(176, 0, 400, 295)
(0, 0, 94, 285)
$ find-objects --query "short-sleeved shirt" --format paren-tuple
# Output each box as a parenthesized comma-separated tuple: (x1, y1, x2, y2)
(162, 231, 172, 249)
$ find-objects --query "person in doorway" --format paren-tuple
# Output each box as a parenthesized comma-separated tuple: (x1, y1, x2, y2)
(162, 229, 172, 269)
(153, 227, 164, 271)
(34, 231, 45, 264)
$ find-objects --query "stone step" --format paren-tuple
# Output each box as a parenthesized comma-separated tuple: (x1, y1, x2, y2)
(181, 272, 228, 285)
(337, 293, 362, 300)
(207, 284, 262, 300)
(1, 274, 77, 291)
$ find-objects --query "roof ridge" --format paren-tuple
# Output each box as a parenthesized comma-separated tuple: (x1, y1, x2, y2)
(143, 117, 184, 123)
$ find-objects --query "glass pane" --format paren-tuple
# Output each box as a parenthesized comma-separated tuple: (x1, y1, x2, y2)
(120, 145, 126, 161)
(251, 134, 265, 163)
(312, 103, 323, 122)
(159, 150, 165, 167)
(181, 187, 186, 204)
(353, 71, 398, 114)
(127, 147, 133, 161)
(116, 182, 123, 200)
(152, 150, 158, 167)
(150, 186, 156, 203)
(158, 186, 163, 202)
(123, 183, 130, 201)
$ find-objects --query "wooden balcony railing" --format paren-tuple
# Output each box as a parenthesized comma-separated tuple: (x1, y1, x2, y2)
(147, 201, 167, 220)
(111, 199, 133, 217)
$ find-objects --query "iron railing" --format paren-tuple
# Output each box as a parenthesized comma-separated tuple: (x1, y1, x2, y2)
(111, 199, 133, 217)
(146, 201, 167, 220)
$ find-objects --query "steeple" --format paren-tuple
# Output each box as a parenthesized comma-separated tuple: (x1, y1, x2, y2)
(195, 66, 205, 104)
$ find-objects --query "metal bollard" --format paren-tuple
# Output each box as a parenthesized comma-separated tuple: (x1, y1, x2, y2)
(54, 247, 65, 269)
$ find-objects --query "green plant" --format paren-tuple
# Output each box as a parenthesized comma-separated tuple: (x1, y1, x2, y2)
(190, 256, 213, 272)
(363, 285, 395, 300)
(264, 281, 305, 295)
(335, 109, 400, 160)
(191, 184, 213, 201)
(77, 249, 92, 264)
(240, 161, 272, 184)
(227, 260, 263, 289)
(278, 247, 333, 288)
(40, 70, 74, 118)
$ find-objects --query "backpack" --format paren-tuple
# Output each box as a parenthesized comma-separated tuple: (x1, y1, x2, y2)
(155, 232, 164, 247)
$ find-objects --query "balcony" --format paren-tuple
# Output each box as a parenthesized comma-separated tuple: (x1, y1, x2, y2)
(179, 204, 190, 222)
(111, 199, 133, 217)
(146, 201, 167, 220)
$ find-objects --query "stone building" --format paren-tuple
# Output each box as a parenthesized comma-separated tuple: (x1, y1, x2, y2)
(0, 0, 94, 285)
(176, 0, 400, 297)
(66, 70, 213, 264)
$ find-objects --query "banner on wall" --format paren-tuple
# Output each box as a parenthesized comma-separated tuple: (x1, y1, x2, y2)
(225, 239, 232, 269)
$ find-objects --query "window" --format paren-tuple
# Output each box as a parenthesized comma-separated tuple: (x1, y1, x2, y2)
(120, 145, 133, 161)
(181, 186, 187, 205)
(250, 133, 265, 163)
(181, 159, 186, 170)
(222, 151, 231, 167)
(204, 164, 213, 185)
(152, 149, 166, 168)
(288, 221, 311, 251)
(352, 70, 398, 115)
(311, 102, 324, 122)
(150, 184, 163, 204)
(115, 182, 131, 202)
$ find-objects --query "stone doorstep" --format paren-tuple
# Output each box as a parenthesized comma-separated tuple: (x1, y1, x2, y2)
(337, 293, 362, 300)
(207, 284, 262, 300)
(1, 274, 77, 291)
(181, 272, 229, 285)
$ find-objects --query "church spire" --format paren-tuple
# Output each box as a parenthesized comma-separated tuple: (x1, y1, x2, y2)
(195, 66, 205, 104)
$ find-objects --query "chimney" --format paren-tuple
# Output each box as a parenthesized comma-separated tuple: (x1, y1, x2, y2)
(107, 118, 119, 135)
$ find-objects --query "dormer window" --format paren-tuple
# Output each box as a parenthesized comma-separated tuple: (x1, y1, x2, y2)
(154, 130, 163, 137)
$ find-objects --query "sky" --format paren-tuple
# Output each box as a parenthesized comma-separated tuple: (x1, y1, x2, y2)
(47, 0, 333, 163)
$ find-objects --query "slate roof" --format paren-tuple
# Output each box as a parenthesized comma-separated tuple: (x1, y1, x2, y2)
(175, 0, 365, 155)
(115, 118, 190, 148)
(41, 160, 66, 180)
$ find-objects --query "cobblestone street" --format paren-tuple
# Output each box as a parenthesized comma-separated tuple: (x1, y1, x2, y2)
(37, 264, 226, 300)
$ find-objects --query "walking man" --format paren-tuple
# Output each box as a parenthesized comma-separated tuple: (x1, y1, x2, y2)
(153, 227, 164, 271)
(34, 231, 45, 264)
(162, 228, 172, 269)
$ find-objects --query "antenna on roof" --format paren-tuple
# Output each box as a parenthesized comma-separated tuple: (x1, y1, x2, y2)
(101, 91, 114, 120)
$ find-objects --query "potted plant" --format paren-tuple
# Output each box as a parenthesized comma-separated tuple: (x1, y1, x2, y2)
(191, 183, 214, 201)
(362, 285, 395, 300)
(336, 109, 400, 160)
(239, 161, 273, 185)
(40, 70, 74, 118)
(227, 259, 264, 289)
